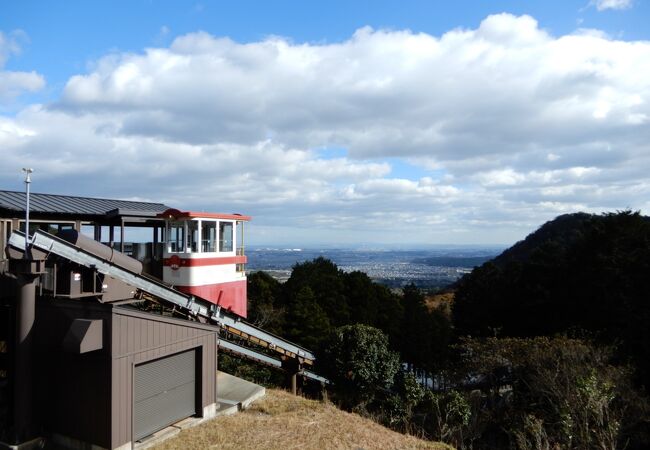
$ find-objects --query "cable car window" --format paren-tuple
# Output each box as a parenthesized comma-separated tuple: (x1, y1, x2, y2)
(188, 220, 199, 253)
(168, 221, 185, 253)
(219, 222, 233, 252)
(201, 221, 217, 252)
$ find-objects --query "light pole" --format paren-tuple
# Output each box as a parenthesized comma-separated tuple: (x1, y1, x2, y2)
(22, 168, 33, 256)
(13, 167, 41, 443)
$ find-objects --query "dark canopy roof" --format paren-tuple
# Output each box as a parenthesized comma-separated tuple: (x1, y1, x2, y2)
(0, 190, 170, 221)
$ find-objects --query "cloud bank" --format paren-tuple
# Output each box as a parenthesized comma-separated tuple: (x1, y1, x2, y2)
(1, 14, 649, 244)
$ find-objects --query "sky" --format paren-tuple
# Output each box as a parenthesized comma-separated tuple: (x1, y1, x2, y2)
(1, 0, 649, 247)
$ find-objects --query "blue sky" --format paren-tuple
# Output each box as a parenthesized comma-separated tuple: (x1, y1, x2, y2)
(4, 1, 649, 93)
(1, 1, 649, 246)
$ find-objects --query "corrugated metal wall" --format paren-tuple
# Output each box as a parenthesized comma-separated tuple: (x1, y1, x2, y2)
(110, 309, 217, 448)
(32, 301, 217, 450)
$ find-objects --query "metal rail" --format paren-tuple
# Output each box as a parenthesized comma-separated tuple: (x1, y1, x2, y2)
(301, 370, 328, 384)
(9, 230, 319, 373)
(216, 309, 313, 360)
(219, 340, 329, 384)
(218, 339, 282, 368)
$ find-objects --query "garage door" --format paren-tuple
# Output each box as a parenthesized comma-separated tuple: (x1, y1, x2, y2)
(133, 349, 197, 441)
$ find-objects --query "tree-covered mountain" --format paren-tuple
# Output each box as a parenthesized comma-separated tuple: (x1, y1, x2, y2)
(453, 210, 650, 388)
(489, 212, 596, 266)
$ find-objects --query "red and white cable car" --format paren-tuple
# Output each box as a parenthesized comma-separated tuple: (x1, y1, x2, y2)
(158, 208, 251, 317)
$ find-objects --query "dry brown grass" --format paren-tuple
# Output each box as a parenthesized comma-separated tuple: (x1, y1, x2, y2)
(424, 291, 455, 317)
(153, 389, 454, 450)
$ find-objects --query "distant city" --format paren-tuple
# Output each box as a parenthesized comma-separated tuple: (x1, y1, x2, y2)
(246, 246, 503, 289)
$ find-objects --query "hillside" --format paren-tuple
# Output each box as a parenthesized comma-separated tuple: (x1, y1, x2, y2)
(489, 212, 595, 266)
(453, 210, 650, 387)
(153, 389, 452, 450)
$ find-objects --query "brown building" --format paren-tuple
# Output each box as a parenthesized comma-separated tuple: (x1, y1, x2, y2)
(34, 301, 218, 449)
(0, 190, 219, 449)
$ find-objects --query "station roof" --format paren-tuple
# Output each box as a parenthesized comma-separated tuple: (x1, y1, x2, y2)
(0, 189, 170, 220)
(158, 208, 252, 222)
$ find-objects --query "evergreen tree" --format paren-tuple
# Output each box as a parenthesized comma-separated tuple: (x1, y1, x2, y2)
(344, 270, 379, 325)
(284, 285, 331, 350)
(373, 284, 404, 352)
(247, 271, 284, 335)
(283, 257, 350, 327)
(401, 284, 430, 370)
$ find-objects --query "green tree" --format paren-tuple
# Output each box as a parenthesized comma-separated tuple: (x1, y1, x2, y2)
(381, 370, 426, 430)
(454, 337, 647, 449)
(421, 390, 472, 448)
(247, 271, 284, 335)
(401, 284, 429, 369)
(317, 324, 400, 411)
(400, 284, 452, 374)
(372, 283, 404, 351)
(343, 270, 379, 325)
(422, 307, 453, 374)
(284, 285, 330, 350)
(283, 257, 350, 327)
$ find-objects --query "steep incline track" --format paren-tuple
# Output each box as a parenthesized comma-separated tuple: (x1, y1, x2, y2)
(8, 230, 326, 383)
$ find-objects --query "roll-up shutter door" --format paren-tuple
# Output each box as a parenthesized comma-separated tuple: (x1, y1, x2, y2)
(133, 349, 197, 441)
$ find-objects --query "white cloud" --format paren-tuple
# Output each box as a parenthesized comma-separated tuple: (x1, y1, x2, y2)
(0, 71, 45, 100)
(56, 14, 650, 164)
(477, 169, 527, 187)
(2, 14, 650, 244)
(0, 30, 45, 102)
(592, 0, 634, 11)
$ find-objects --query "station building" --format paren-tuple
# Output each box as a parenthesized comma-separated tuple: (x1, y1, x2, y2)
(0, 190, 251, 449)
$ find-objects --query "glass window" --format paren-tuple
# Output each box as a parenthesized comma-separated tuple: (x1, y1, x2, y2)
(167, 221, 185, 253)
(236, 221, 244, 255)
(201, 221, 217, 252)
(188, 220, 199, 253)
(19, 222, 41, 236)
(219, 222, 233, 252)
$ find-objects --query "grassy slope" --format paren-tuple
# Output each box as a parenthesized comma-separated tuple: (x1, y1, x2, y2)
(154, 389, 453, 450)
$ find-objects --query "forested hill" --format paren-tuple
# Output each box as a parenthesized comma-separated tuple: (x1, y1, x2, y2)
(453, 210, 650, 387)
(489, 212, 596, 266)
